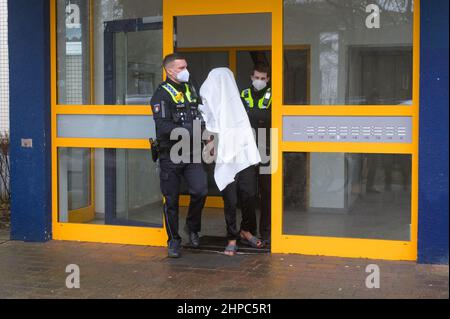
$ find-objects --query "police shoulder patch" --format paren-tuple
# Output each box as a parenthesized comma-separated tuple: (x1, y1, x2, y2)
(152, 104, 161, 114)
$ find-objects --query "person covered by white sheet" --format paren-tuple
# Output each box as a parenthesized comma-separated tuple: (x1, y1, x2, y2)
(199, 67, 263, 256)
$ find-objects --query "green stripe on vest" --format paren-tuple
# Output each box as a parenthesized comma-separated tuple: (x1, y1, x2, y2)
(241, 88, 272, 109)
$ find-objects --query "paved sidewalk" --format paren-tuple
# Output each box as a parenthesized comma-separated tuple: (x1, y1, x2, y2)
(0, 237, 448, 299)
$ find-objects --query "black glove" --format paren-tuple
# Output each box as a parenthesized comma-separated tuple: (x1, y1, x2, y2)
(149, 138, 160, 162)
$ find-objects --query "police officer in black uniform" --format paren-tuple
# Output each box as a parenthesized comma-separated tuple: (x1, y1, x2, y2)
(150, 53, 208, 258)
(241, 63, 272, 244)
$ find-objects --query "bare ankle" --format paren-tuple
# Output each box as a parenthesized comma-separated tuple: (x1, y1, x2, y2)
(240, 230, 251, 239)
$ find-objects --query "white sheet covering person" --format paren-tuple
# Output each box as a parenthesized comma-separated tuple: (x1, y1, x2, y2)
(199, 67, 261, 191)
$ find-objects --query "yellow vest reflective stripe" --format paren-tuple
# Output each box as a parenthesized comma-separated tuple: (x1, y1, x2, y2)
(185, 85, 196, 103)
(161, 83, 195, 104)
(241, 88, 272, 109)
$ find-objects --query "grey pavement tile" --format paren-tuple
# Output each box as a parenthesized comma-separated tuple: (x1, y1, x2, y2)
(0, 240, 447, 299)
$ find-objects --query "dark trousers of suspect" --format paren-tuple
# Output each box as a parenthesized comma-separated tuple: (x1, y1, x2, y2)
(221, 166, 257, 240)
(159, 156, 208, 243)
(258, 170, 271, 240)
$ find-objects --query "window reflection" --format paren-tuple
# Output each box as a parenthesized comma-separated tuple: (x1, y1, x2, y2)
(283, 153, 412, 240)
(58, 148, 163, 227)
(283, 0, 414, 105)
(319, 32, 338, 105)
(57, 0, 163, 105)
(57, 0, 91, 104)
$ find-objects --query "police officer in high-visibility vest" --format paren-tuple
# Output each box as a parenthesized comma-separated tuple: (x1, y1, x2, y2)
(150, 53, 208, 258)
(241, 63, 272, 244)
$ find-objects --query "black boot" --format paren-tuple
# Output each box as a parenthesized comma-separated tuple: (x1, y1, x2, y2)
(168, 239, 181, 258)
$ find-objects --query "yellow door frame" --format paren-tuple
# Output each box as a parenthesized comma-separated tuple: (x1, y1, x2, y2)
(51, 0, 167, 246)
(50, 0, 420, 260)
(270, 1, 420, 261)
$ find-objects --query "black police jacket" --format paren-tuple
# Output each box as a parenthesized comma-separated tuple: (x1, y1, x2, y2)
(241, 85, 272, 151)
(150, 78, 202, 151)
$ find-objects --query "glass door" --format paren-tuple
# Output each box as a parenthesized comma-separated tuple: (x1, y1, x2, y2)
(274, 0, 418, 260)
(58, 148, 94, 223)
(104, 18, 163, 105)
(102, 18, 165, 227)
(53, 0, 167, 246)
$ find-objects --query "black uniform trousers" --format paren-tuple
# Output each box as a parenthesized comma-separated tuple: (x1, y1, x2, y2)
(159, 156, 208, 244)
(257, 167, 271, 240)
(221, 166, 257, 241)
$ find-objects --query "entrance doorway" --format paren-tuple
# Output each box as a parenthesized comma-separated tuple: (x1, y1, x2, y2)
(53, 0, 418, 261)
(102, 12, 275, 251)
(174, 13, 272, 251)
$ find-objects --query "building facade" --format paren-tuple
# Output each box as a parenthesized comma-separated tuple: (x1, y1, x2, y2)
(8, 0, 449, 263)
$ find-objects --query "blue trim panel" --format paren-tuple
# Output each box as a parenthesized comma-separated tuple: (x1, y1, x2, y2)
(8, 0, 52, 242)
(418, 0, 449, 264)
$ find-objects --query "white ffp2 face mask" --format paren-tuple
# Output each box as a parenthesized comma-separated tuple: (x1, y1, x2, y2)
(252, 79, 267, 91)
(177, 69, 190, 83)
